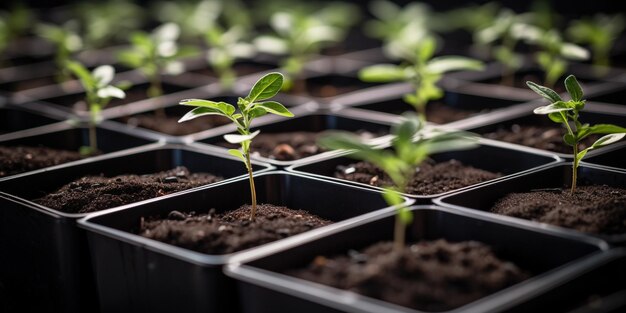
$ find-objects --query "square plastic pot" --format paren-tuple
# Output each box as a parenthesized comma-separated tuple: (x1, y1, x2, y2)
(78, 171, 408, 313)
(506, 248, 626, 313)
(0, 121, 155, 179)
(288, 138, 560, 202)
(193, 107, 395, 167)
(456, 101, 626, 159)
(435, 163, 626, 245)
(0, 144, 271, 313)
(0, 105, 60, 137)
(225, 205, 607, 313)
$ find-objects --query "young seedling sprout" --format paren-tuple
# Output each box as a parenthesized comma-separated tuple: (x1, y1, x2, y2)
(118, 23, 196, 103)
(74, 0, 145, 49)
(66, 61, 126, 155)
(254, 3, 359, 91)
(567, 14, 625, 73)
(528, 75, 626, 194)
(35, 21, 83, 83)
(359, 33, 483, 121)
(517, 26, 589, 87)
(0, 5, 32, 61)
(319, 113, 476, 252)
(205, 24, 255, 89)
(178, 72, 293, 220)
(364, 0, 435, 47)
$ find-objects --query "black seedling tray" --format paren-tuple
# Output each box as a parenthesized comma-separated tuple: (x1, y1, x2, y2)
(435, 163, 626, 245)
(78, 171, 408, 313)
(0, 144, 271, 313)
(225, 205, 607, 313)
(0, 105, 60, 136)
(288, 138, 560, 202)
(583, 141, 626, 170)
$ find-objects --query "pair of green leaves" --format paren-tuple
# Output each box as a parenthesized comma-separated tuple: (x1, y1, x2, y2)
(528, 75, 626, 161)
(66, 61, 126, 111)
(179, 72, 293, 165)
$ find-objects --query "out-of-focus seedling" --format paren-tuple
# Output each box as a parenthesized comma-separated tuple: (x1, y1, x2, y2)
(528, 75, 626, 194)
(35, 21, 83, 83)
(320, 113, 477, 252)
(0, 5, 32, 60)
(567, 14, 625, 73)
(178, 72, 293, 220)
(66, 61, 126, 154)
(74, 0, 145, 48)
(359, 34, 483, 121)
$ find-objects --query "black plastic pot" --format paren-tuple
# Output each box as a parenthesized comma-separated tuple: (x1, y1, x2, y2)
(455, 101, 626, 159)
(225, 205, 607, 313)
(583, 141, 626, 170)
(506, 248, 626, 313)
(288, 138, 559, 202)
(78, 171, 408, 313)
(0, 144, 271, 313)
(0, 105, 60, 137)
(435, 163, 626, 245)
(0, 121, 155, 179)
(587, 83, 626, 105)
(171, 59, 279, 88)
(331, 81, 530, 129)
(193, 106, 395, 167)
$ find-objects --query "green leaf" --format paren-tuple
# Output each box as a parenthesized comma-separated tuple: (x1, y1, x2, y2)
(248, 107, 267, 119)
(526, 80, 562, 103)
(590, 133, 626, 149)
(247, 72, 284, 102)
(66, 61, 95, 89)
(548, 112, 565, 123)
(583, 124, 626, 136)
(393, 114, 421, 144)
(228, 149, 247, 163)
(179, 107, 227, 123)
(563, 133, 577, 146)
(564, 75, 583, 102)
(224, 130, 260, 144)
(382, 188, 403, 206)
(179, 99, 235, 116)
(97, 86, 125, 99)
(255, 101, 293, 117)
(426, 56, 484, 74)
(358, 64, 407, 82)
(533, 102, 573, 114)
(560, 43, 590, 61)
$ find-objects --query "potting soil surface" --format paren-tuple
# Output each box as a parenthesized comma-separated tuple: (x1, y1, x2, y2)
(0, 145, 84, 177)
(288, 239, 529, 311)
(139, 204, 331, 254)
(484, 124, 602, 154)
(34, 166, 222, 214)
(491, 185, 626, 235)
(335, 159, 501, 195)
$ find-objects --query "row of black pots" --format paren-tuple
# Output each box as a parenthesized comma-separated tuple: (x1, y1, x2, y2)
(0, 142, 274, 313)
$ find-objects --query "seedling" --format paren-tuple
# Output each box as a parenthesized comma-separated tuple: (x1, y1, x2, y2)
(567, 14, 625, 72)
(35, 21, 83, 83)
(528, 75, 626, 194)
(66, 61, 126, 155)
(118, 23, 196, 101)
(319, 113, 476, 252)
(517, 26, 589, 87)
(178, 72, 293, 220)
(359, 34, 483, 121)
(0, 5, 32, 59)
(205, 25, 255, 88)
(364, 0, 436, 46)
(475, 9, 531, 85)
(254, 3, 358, 91)
(74, 0, 145, 48)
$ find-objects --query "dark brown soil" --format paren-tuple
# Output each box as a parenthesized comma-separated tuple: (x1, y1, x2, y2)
(288, 239, 529, 312)
(0, 145, 85, 177)
(218, 130, 383, 161)
(491, 185, 626, 235)
(426, 102, 477, 124)
(335, 159, 501, 195)
(191, 63, 275, 78)
(34, 166, 222, 214)
(483, 124, 601, 154)
(122, 113, 230, 136)
(139, 204, 331, 254)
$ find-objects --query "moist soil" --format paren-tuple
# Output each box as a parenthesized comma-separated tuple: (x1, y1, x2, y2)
(122, 113, 230, 136)
(0, 145, 85, 177)
(139, 204, 331, 254)
(335, 159, 501, 195)
(491, 185, 626, 235)
(288, 239, 529, 312)
(426, 102, 477, 124)
(218, 130, 383, 161)
(34, 166, 222, 214)
(483, 124, 601, 154)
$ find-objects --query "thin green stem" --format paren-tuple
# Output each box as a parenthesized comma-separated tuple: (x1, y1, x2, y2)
(394, 210, 406, 252)
(571, 144, 578, 195)
(245, 151, 257, 220)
